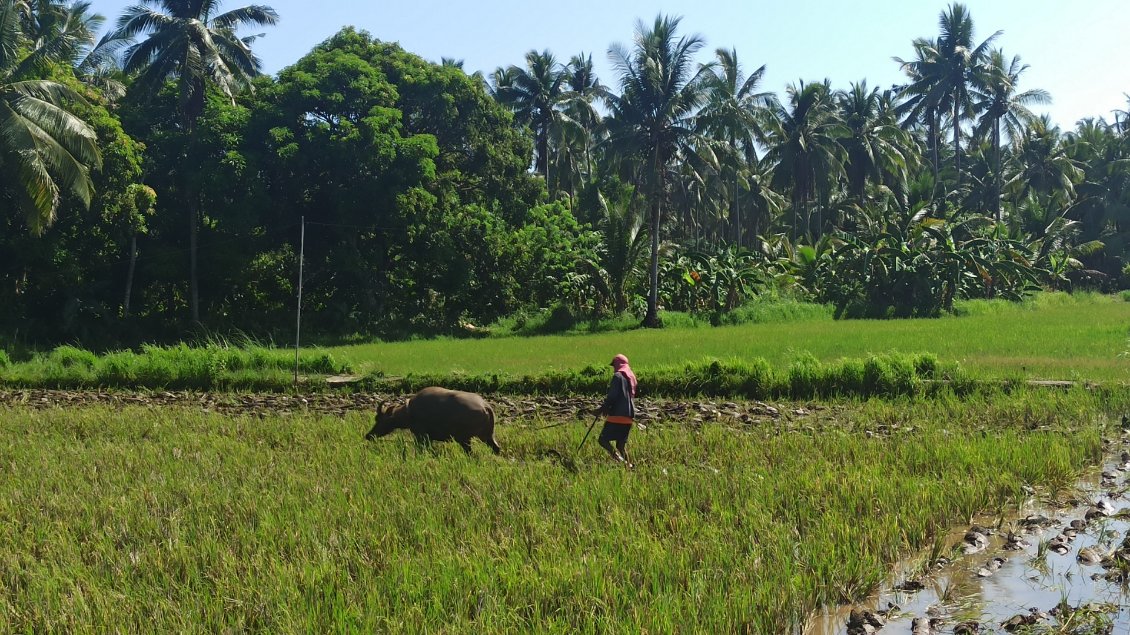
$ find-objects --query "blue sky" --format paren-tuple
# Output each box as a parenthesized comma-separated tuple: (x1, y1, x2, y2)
(93, 0, 1128, 129)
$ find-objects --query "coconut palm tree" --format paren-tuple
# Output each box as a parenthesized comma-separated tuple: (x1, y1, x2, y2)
(972, 49, 1048, 222)
(895, 37, 945, 189)
(602, 14, 713, 327)
(494, 50, 569, 183)
(1113, 94, 1130, 135)
(896, 4, 999, 198)
(931, 3, 1000, 189)
(697, 47, 773, 245)
(579, 187, 648, 314)
(27, 1, 127, 100)
(489, 65, 515, 100)
(109, 0, 278, 322)
(0, 0, 101, 234)
(1065, 118, 1130, 245)
(552, 53, 602, 199)
(764, 79, 846, 242)
(1011, 115, 1081, 211)
(837, 81, 915, 206)
(24, 0, 98, 55)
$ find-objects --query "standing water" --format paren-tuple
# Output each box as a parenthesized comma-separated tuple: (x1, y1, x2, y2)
(803, 431, 1130, 634)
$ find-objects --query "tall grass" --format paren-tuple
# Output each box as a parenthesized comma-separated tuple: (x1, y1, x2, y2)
(0, 343, 346, 390)
(365, 352, 957, 400)
(0, 389, 1117, 632)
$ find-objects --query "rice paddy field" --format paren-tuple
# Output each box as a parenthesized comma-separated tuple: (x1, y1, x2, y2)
(336, 293, 1130, 383)
(2, 292, 1130, 632)
(0, 390, 1124, 633)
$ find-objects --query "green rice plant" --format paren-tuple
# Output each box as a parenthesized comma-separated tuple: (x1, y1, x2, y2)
(0, 343, 348, 390)
(0, 391, 1114, 633)
(336, 292, 1130, 383)
(47, 345, 98, 368)
(370, 353, 962, 401)
(862, 353, 919, 396)
(714, 297, 833, 325)
(788, 351, 823, 398)
(0, 348, 9, 368)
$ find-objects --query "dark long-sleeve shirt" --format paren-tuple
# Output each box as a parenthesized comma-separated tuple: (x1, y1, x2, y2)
(600, 372, 635, 420)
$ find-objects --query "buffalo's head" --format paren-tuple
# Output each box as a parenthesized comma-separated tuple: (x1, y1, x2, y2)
(365, 405, 398, 440)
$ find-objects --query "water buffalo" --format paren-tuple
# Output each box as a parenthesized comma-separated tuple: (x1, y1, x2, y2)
(365, 387, 500, 454)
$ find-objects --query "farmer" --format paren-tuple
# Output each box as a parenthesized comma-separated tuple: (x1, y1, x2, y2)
(596, 353, 637, 467)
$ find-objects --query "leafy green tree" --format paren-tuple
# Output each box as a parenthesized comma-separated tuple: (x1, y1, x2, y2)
(0, 90, 143, 342)
(972, 49, 1048, 222)
(119, 183, 156, 316)
(504, 201, 599, 314)
(603, 14, 713, 327)
(237, 30, 543, 336)
(0, 0, 101, 234)
(111, 0, 278, 322)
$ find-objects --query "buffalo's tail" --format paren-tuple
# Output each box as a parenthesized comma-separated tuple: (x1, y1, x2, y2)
(483, 405, 501, 454)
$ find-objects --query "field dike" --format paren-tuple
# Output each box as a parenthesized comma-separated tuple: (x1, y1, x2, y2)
(0, 388, 804, 424)
(806, 425, 1130, 635)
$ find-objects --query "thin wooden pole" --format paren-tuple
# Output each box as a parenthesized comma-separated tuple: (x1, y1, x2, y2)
(294, 216, 305, 386)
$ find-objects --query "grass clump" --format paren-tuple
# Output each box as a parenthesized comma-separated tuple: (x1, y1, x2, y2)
(0, 343, 348, 390)
(0, 390, 1116, 632)
(369, 352, 952, 400)
(713, 296, 833, 325)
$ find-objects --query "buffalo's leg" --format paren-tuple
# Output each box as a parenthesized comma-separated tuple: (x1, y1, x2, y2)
(458, 439, 474, 454)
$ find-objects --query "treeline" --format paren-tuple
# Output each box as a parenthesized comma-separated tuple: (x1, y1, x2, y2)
(1, 1, 1128, 347)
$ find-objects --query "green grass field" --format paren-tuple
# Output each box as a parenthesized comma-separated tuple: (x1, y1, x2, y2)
(336, 293, 1130, 383)
(0, 390, 1118, 633)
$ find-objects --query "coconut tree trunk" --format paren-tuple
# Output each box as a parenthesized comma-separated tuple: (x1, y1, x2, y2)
(643, 145, 664, 328)
(731, 171, 740, 246)
(123, 233, 138, 317)
(188, 198, 200, 323)
(953, 100, 962, 196)
(929, 109, 940, 199)
(993, 117, 1002, 223)
(643, 195, 662, 328)
(184, 111, 203, 325)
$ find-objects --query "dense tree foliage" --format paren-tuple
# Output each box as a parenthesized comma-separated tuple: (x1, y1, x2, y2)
(3, 1, 1130, 347)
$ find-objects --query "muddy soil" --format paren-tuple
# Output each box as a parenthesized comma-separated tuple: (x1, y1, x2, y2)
(804, 430, 1130, 635)
(0, 388, 804, 424)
